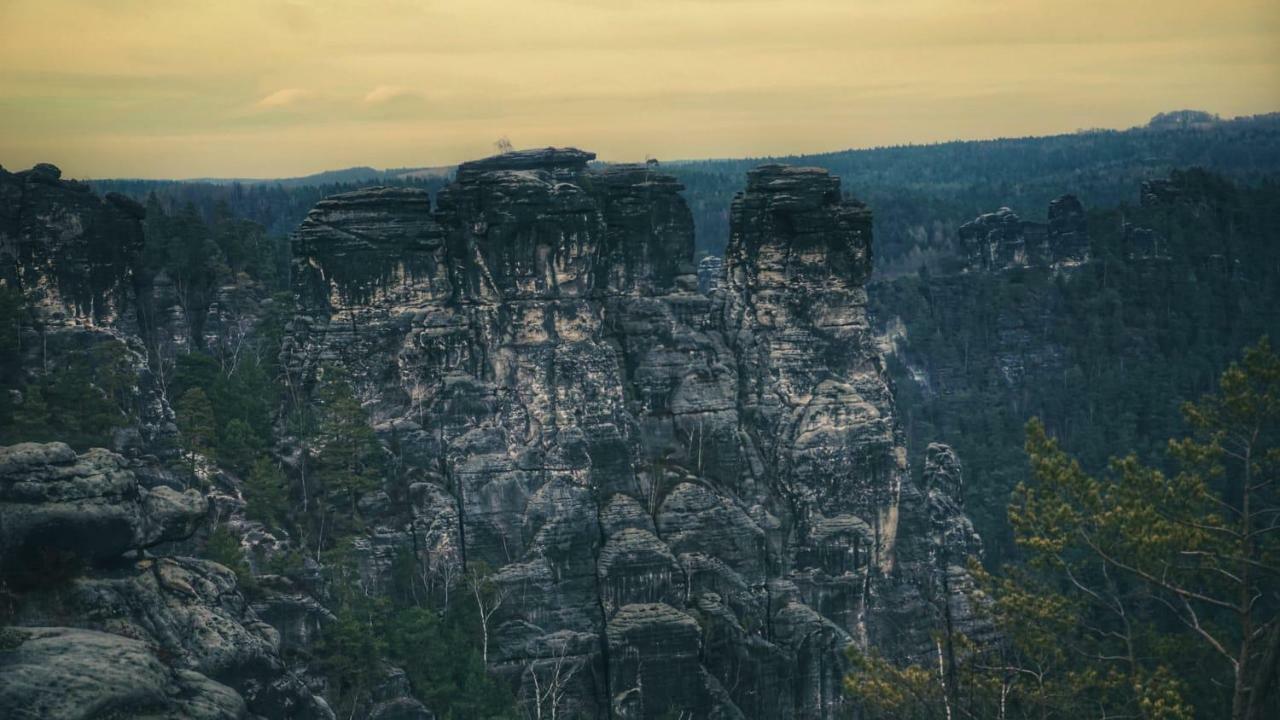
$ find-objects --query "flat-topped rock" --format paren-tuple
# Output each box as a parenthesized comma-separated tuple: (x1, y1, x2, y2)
(455, 147, 596, 179)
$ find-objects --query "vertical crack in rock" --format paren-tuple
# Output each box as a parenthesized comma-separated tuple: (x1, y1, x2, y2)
(289, 149, 984, 719)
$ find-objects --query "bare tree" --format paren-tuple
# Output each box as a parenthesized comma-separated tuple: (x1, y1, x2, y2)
(526, 637, 581, 720)
(495, 137, 515, 154)
(466, 565, 507, 665)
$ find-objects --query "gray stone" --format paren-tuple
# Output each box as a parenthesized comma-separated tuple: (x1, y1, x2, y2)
(0, 626, 246, 720)
(0, 442, 206, 572)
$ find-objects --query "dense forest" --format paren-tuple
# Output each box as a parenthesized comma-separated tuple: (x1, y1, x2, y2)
(669, 112, 1280, 273)
(92, 174, 450, 238)
(872, 169, 1280, 565)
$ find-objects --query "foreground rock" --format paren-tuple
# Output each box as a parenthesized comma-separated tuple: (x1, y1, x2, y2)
(0, 443, 332, 720)
(0, 442, 204, 572)
(0, 626, 246, 720)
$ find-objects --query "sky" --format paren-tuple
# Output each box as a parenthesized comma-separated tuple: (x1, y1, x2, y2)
(1, 0, 1278, 179)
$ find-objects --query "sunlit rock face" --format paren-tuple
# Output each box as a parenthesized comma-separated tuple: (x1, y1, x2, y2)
(290, 149, 978, 719)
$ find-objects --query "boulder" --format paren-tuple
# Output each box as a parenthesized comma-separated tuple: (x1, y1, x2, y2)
(0, 626, 246, 720)
(0, 442, 205, 573)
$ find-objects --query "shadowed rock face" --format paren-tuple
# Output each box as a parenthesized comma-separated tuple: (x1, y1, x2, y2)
(959, 194, 1091, 271)
(1046, 194, 1089, 265)
(0, 163, 145, 326)
(290, 150, 978, 718)
(0, 164, 183, 457)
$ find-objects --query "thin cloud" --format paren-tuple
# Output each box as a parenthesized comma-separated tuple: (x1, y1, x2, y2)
(255, 88, 314, 109)
(363, 85, 418, 104)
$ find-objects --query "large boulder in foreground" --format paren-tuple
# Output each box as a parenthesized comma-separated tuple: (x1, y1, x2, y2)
(0, 442, 206, 574)
(0, 626, 246, 720)
(0, 441, 334, 720)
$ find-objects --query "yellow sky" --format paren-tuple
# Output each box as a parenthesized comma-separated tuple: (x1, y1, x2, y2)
(1, 0, 1278, 179)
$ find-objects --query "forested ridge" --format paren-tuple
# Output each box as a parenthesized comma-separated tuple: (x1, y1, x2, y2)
(872, 168, 1280, 564)
(92, 112, 1280, 279)
(669, 111, 1280, 272)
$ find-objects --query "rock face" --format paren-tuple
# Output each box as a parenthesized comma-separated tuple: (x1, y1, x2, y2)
(1046, 194, 1089, 265)
(0, 163, 145, 326)
(919, 444, 990, 647)
(0, 164, 180, 456)
(0, 443, 333, 720)
(288, 150, 981, 718)
(697, 254, 724, 293)
(958, 195, 1090, 271)
(959, 207, 1032, 270)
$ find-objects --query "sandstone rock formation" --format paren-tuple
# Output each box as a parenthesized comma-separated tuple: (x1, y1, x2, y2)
(287, 149, 982, 718)
(958, 195, 1090, 271)
(697, 254, 724, 294)
(0, 163, 145, 326)
(0, 153, 986, 719)
(0, 626, 248, 720)
(1046, 194, 1089, 265)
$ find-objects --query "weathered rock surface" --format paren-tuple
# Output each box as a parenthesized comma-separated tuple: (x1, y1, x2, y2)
(1046, 194, 1089, 265)
(920, 445, 990, 646)
(0, 163, 145, 326)
(0, 442, 205, 572)
(0, 626, 247, 720)
(959, 207, 1033, 270)
(0, 169, 327, 719)
(1, 152, 988, 719)
(0, 443, 333, 719)
(0, 164, 183, 456)
(288, 150, 983, 718)
(959, 195, 1090, 271)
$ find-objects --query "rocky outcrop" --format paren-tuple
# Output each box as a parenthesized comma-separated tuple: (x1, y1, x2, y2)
(0, 163, 145, 326)
(0, 442, 333, 720)
(0, 442, 205, 574)
(920, 444, 990, 647)
(959, 195, 1090, 271)
(288, 150, 982, 718)
(1046, 194, 1089, 265)
(0, 626, 247, 720)
(959, 207, 1033, 270)
(0, 164, 181, 456)
(697, 254, 724, 294)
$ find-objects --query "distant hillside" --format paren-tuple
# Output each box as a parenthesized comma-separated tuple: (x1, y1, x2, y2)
(89, 111, 1280, 272)
(170, 164, 454, 189)
(668, 111, 1280, 273)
